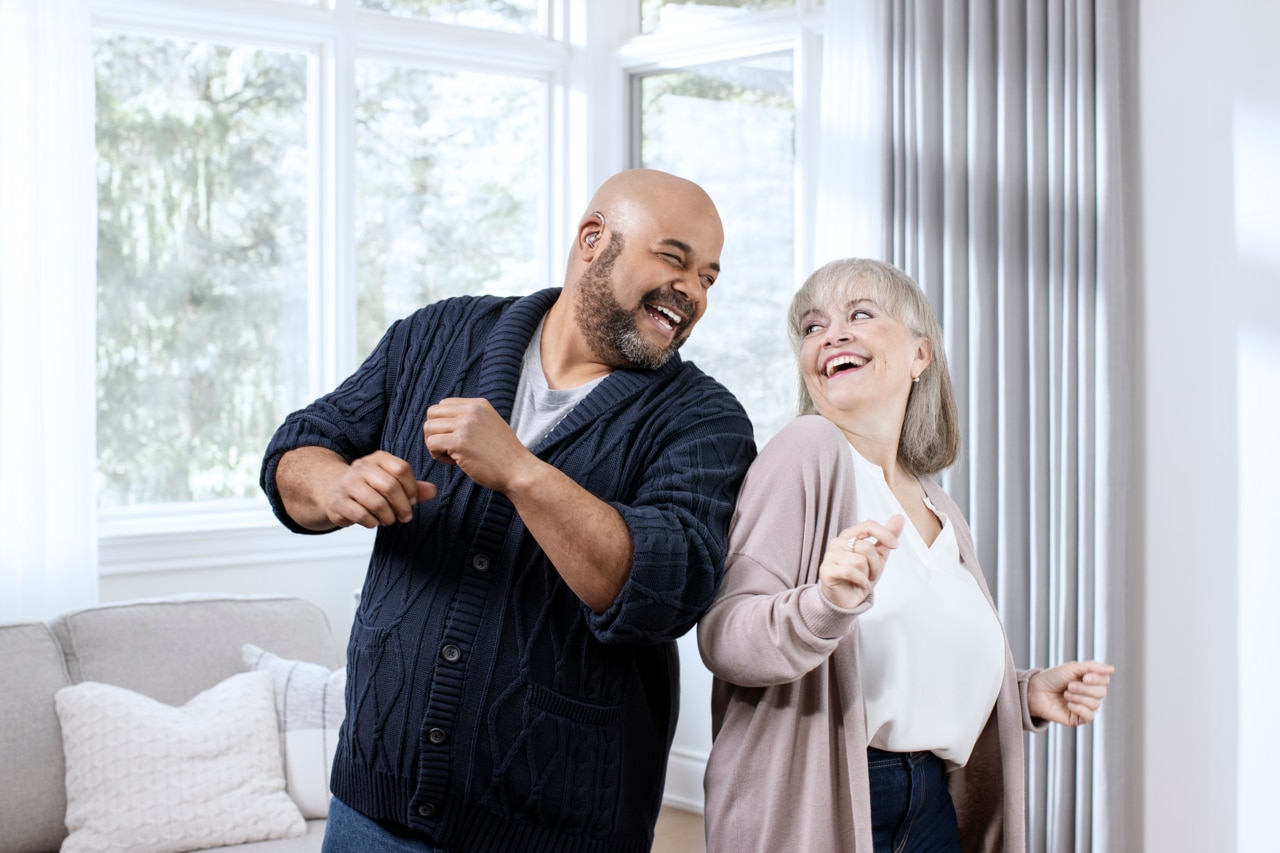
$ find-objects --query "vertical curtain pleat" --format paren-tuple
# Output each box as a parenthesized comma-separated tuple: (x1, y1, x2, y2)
(826, 1, 1133, 849)
(0, 0, 99, 621)
(1091, 7, 1134, 851)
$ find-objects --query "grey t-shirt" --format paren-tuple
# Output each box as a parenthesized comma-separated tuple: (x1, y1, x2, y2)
(510, 318, 605, 448)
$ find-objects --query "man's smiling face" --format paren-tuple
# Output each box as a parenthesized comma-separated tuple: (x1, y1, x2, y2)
(574, 195, 722, 370)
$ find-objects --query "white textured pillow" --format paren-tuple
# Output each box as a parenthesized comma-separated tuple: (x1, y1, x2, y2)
(242, 643, 346, 818)
(54, 671, 306, 853)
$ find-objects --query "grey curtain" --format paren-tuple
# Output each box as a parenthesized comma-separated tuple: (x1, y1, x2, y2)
(816, 2, 1136, 850)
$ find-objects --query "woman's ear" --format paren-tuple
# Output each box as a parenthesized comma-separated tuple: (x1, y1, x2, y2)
(912, 336, 933, 379)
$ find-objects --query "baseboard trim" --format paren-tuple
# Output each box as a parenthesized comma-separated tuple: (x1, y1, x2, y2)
(662, 745, 707, 814)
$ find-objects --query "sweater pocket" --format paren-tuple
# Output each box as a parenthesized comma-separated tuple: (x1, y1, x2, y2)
(482, 681, 626, 838)
(343, 613, 408, 775)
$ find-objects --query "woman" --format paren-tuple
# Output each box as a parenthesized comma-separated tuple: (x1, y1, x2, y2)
(698, 259, 1112, 853)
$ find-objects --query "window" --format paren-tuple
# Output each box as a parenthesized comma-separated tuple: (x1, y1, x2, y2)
(95, 34, 311, 508)
(354, 63, 544, 357)
(92, 0, 562, 541)
(636, 53, 797, 439)
(640, 0, 794, 35)
(623, 2, 821, 442)
(360, 0, 541, 33)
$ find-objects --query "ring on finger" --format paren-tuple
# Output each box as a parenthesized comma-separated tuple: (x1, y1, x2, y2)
(847, 534, 880, 551)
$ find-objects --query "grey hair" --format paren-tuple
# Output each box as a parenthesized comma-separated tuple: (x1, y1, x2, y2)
(786, 258, 960, 476)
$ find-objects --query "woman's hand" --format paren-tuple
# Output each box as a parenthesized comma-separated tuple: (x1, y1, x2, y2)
(1027, 661, 1115, 726)
(817, 515, 905, 610)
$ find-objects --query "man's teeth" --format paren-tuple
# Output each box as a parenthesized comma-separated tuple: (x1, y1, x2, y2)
(650, 305, 682, 329)
(825, 355, 867, 377)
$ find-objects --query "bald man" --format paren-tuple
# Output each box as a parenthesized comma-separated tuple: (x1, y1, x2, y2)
(262, 170, 757, 853)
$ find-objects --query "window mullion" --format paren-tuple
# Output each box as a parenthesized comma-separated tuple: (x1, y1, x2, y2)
(328, 1, 359, 389)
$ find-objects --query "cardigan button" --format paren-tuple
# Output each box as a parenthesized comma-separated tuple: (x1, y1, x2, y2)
(441, 644, 461, 663)
(428, 727, 448, 745)
(417, 803, 435, 818)
(471, 553, 491, 572)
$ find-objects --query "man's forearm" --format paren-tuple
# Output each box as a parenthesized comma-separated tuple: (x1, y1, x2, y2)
(504, 458, 634, 614)
(274, 446, 350, 532)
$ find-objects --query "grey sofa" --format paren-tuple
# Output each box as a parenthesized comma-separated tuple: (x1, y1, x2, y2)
(0, 594, 345, 853)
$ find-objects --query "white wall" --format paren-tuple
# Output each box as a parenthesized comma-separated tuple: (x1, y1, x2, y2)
(1139, 1, 1280, 852)
(99, 526, 373, 649)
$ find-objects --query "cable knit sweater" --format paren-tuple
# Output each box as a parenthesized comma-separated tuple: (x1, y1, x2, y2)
(261, 288, 756, 853)
(698, 416, 1045, 853)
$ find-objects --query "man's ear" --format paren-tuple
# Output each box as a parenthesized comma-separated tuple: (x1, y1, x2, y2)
(578, 210, 606, 256)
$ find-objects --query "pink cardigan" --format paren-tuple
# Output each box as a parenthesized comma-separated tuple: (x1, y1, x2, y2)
(698, 416, 1045, 852)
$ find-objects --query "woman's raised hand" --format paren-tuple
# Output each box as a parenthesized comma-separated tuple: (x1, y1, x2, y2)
(1027, 661, 1115, 726)
(817, 515, 905, 610)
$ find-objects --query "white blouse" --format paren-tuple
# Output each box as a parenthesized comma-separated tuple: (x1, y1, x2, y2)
(850, 445, 1006, 768)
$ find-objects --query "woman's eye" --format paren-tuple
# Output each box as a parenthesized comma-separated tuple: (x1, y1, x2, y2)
(803, 323, 822, 335)
(852, 309, 872, 321)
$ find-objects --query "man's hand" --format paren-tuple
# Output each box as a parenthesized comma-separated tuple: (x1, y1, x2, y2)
(422, 398, 540, 492)
(1027, 661, 1115, 726)
(277, 447, 436, 531)
(423, 396, 632, 613)
(817, 515, 905, 610)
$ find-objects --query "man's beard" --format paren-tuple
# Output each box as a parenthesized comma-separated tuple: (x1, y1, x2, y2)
(576, 233, 693, 370)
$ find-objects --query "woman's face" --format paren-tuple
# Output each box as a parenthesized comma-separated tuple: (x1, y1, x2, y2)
(796, 285, 931, 427)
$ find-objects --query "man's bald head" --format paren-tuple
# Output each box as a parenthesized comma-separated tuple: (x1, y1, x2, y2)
(566, 169, 723, 285)
(582, 169, 722, 241)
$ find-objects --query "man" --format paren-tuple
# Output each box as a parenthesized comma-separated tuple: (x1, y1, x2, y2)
(261, 169, 757, 852)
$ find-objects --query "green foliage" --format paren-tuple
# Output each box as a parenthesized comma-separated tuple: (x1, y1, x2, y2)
(95, 34, 309, 507)
(354, 63, 540, 358)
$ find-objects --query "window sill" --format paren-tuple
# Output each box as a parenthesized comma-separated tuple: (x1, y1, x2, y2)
(98, 501, 376, 576)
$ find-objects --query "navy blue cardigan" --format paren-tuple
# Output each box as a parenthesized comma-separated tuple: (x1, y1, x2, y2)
(261, 288, 756, 852)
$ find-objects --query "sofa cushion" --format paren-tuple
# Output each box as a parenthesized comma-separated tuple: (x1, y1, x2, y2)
(49, 594, 344, 706)
(0, 621, 72, 853)
(243, 643, 347, 818)
(55, 670, 306, 853)
(214, 819, 328, 851)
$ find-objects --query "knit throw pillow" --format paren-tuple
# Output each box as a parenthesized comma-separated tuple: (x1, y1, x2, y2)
(54, 671, 305, 853)
(242, 643, 346, 818)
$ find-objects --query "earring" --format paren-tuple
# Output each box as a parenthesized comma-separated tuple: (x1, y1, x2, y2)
(912, 375, 920, 384)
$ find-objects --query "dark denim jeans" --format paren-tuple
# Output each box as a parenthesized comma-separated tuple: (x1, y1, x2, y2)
(322, 797, 453, 853)
(866, 747, 962, 853)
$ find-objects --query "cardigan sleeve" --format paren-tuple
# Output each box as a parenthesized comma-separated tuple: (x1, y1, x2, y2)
(586, 388, 757, 645)
(698, 416, 870, 687)
(258, 292, 474, 535)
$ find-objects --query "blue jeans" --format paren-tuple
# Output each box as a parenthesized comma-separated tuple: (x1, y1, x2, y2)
(866, 747, 962, 853)
(322, 797, 453, 853)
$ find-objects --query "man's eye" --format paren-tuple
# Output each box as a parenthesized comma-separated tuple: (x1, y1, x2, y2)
(701, 275, 716, 288)
(660, 253, 682, 265)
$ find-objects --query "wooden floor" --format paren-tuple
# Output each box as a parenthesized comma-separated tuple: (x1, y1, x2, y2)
(653, 806, 705, 853)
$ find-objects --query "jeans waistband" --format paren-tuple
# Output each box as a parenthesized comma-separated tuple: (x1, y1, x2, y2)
(866, 746, 939, 768)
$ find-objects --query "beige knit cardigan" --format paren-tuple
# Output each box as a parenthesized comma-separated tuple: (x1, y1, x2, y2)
(698, 415, 1045, 853)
